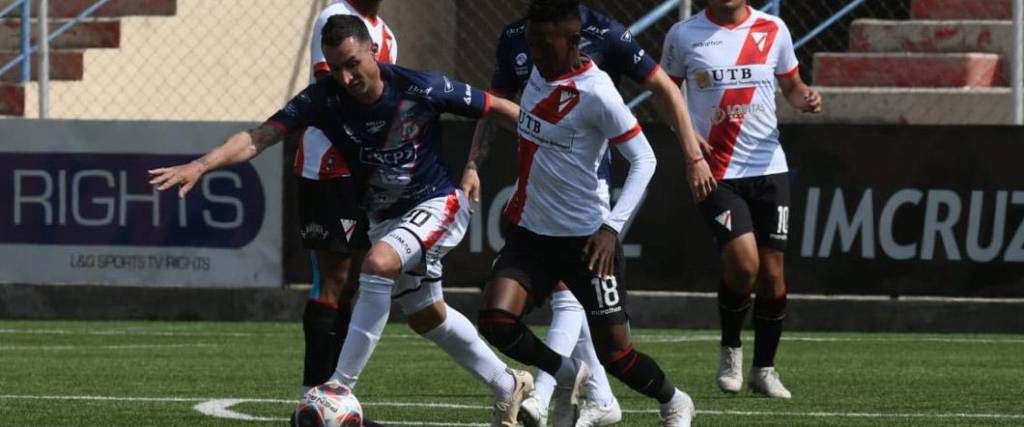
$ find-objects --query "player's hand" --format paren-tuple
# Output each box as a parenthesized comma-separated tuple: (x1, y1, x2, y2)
(697, 133, 713, 158)
(687, 157, 716, 203)
(803, 89, 822, 113)
(460, 167, 481, 213)
(584, 227, 617, 280)
(148, 161, 206, 198)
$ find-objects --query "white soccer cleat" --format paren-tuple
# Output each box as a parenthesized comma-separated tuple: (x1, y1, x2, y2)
(492, 368, 535, 427)
(518, 394, 548, 427)
(748, 366, 792, 399)
(575, 397, 622, 427)
(659, 390, 695, 427)
(551, 359, 590, 427)
(717, 345, 743, 393)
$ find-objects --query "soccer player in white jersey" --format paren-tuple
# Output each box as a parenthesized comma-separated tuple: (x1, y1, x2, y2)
(661, 0, 822, 399)
(293, 0, 398, 403)
(468, 1, 695, 425)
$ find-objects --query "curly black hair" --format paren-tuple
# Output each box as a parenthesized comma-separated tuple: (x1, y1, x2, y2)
(526, 0, 581, 24)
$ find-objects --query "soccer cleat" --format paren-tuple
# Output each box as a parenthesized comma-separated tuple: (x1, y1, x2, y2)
(519, 394, 548, 427)
(748, 366, 792, 399)
(659, 390, 695, 427)
(575, 398, 622, 427)
(717, 345, 743, 393)
(551, 359, 590, 427)
(492, 368, 535, 427)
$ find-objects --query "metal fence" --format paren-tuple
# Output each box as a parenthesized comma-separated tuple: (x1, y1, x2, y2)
(2, 0, 1022, 125)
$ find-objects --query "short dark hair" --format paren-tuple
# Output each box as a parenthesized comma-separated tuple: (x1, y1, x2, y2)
(527, 0, 581, 25)
(321, 14, 372, 50)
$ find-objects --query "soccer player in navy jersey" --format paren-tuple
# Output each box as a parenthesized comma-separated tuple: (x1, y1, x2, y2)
(461, 1, 713, 425)
(149, 15, 534, 426)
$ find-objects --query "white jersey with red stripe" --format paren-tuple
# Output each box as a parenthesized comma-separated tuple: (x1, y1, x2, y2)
(506, 60, 646, 237)
(296, 0, 398, 180)
(661, 7, 799, 180)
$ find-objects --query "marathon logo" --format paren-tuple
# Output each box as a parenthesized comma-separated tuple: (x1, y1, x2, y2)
(360, 144, 417, 167)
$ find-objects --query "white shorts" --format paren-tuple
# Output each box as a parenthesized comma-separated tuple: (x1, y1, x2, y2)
(369, 190, 470, 314)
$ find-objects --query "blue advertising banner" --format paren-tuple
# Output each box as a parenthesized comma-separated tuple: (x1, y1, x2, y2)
(0, 120, 282, 287)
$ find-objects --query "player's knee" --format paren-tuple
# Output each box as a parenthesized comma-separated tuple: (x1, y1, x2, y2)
(477, 309, 522, 350)
(361, 249, 400, 278)
(724, 260, 758, 291)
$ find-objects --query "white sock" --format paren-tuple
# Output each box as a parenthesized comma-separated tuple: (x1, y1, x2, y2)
(535, 290, 585, 407)
(421, 305, 514, 400)
(572, 315, 615, 407)
(330, 274, 393, 388)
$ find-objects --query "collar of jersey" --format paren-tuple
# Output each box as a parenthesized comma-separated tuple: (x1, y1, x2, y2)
(704, 5, 753, 30)
(544, 55, 594, 83)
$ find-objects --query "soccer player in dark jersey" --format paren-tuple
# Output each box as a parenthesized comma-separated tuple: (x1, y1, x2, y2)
(149, 15, 534, 425)
(662, 0, 822, 399)
(461, 2, 713, 425)
(467, 1, 695, 426)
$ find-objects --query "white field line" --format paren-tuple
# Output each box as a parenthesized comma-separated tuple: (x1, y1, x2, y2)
(0, 343, 217, 351)
(3, 328, 1024, 345)
(1, 395, 1023, 421)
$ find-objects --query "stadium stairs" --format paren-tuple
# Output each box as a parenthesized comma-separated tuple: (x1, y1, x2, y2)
(0, 0, 176, 116)
(778, 0, 1016, 125)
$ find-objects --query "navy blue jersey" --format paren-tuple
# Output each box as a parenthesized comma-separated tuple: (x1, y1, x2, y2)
(268, 64, 492, 220)
(491, 5, 660, 96)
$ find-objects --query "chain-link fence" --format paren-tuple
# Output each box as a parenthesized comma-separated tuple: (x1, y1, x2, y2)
(2, 0, 1021, 124)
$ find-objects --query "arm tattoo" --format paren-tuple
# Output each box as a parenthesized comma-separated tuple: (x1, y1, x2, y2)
(467, 118, 497, 171)
(249, 124, 283, 155)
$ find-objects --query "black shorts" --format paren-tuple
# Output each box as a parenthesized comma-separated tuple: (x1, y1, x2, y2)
(296, 176, 370, 254)
(490, 224, 628, 326)
(698, 172, 790, 250)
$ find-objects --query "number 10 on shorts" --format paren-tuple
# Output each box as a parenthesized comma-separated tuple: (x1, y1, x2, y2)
(592, 276, 620, 309)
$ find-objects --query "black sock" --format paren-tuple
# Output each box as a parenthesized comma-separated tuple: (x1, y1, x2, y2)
(753, 294, 787, 368)
(478, 309, 562, 375)
(302, 300, 341, 387)
(603, 345, 677, 403)
(334, 299, 353, 342)
(718, 282, 752, 348)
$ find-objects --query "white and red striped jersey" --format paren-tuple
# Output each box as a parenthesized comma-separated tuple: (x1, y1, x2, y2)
(296, 0, 398, 180)
(505, 59, 652, 237)
(661, 6, 799, 180)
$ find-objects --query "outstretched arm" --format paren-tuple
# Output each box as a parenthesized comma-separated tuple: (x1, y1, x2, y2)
(645, 68, 716, 202)
(148, 124, 283, 198)
(461, 95, 519, 208)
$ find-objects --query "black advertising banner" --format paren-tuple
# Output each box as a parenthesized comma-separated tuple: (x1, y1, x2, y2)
(283, 122, 1024, 297)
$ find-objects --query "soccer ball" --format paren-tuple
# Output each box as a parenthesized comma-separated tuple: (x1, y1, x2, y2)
(292, 380, 363, 427)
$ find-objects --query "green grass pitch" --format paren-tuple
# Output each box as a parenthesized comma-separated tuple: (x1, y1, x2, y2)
(2, 320, 1023, 426)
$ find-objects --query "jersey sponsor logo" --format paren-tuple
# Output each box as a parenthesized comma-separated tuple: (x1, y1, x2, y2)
(711, 103, 767, 124)
(583, 25, 611, 38)
(366, 120, 388, 134)
(693, 66, 769, 90)
(506, 24, 525, 37)
(715, 210, 733, 231)
(360, 143, 417, 166)
(634, 49, 645, 64)
(299, 223, 329, 241)
(405, 85, 434, 99)
(463, 83, 473, 105)
(620, 30, 633, 42)
(517, 111, 575, 153)
(692, 40, 724, 48)
(515, 53, 529, 66)
(443, 76, 455, 93)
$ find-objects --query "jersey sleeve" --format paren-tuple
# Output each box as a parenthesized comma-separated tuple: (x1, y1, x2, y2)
(265, 85, 324, 136)
(429, 73, 493, 119)
(490, 30, 519, 96)
(309, 9, 335, 78)
(660, 24, 687, 83)
(605, 20, 660, 84)
(774, 20, 800, 77)
(591, 81, 642, 145)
